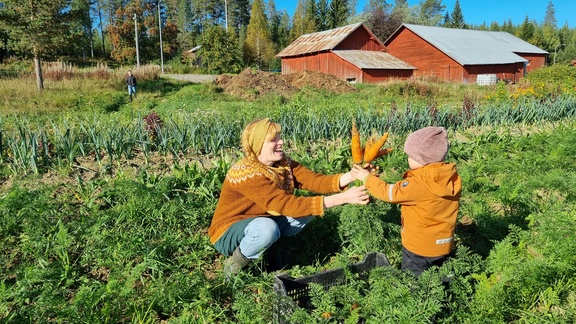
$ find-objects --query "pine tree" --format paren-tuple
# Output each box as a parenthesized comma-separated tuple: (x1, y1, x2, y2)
(244, 0, 276, 69)
(418, 0, 445, 26)
(450, 0, 465, 28)
(392, 0, 410, 22)
(0, 0, 75, 91)
(69, 0, 93, 58)
(502, 19, 515, 34)
(516, 16, 535, 42)
(228, 0, 251, 34)
(277, 10, 291, 49)
(190, 0, 224, 32)
(267, 0, 281, 48)
(442, 12, 450, 26)
(316, 0, 330, 31)
(543, 0, 557, 27)
(290, 0, 315, 41)
(489, 21, 500, 31)
(328, 0, 349, 29)
(91, 0, 108, 57)
(304, 0, 318, 32)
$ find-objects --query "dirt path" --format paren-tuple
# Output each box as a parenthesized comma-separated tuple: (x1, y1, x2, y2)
(161, 74, 217, 83)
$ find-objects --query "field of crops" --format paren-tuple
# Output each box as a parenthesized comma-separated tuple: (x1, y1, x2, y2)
(1, 66, 576, 323)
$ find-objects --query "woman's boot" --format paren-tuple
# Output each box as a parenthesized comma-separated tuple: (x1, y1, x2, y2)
(223, 247, 250, 280)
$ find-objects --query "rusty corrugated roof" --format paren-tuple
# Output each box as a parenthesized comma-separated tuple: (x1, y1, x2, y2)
(276, 23, 364, 58)
(332, 50, 416, 70)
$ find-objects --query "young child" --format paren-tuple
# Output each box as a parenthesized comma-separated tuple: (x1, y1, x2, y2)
(351, 126, 462, 276)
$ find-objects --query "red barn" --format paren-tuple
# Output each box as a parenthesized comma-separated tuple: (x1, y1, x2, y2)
(384, 24, 549, 84)
(276, 23, 415, 83)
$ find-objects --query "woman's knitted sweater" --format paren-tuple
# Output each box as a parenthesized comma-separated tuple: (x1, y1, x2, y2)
(208, 157, 343, 244)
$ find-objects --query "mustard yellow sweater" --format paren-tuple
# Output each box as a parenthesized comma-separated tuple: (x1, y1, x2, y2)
(208, 157, 343, 244)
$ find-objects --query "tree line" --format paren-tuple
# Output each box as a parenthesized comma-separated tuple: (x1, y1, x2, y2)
(0, 0, 574, 90)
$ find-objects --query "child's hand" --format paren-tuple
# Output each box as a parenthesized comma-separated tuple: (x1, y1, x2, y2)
(351, 164, 370, 181)
(362, 163, 380, 176)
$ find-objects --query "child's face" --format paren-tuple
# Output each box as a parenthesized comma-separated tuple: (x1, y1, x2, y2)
(408, 156, 423, 170)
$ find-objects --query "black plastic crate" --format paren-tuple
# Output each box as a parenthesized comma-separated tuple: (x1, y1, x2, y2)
(273, 252, 390, 323)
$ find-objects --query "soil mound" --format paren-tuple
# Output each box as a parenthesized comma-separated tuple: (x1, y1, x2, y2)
(216, 68, 298, 100)
(215, 69, 357, 100)
(283, 70, 358, 94)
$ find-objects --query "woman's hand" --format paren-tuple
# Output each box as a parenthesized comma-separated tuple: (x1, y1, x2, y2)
(351, 164, 370, 182)
(338, 171, 356, 188)
(324, 185, 369, 208)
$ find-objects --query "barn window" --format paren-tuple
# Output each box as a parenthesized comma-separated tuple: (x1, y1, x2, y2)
(346, 77, 356, 83)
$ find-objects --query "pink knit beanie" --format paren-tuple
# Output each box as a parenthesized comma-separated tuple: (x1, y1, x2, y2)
(403, 126, 448, 165)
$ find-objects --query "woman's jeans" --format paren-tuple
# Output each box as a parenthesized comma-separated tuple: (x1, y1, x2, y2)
(240, 216, 314, 259)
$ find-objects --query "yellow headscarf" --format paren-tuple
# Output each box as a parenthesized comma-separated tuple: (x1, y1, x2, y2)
(241, 118, 276, 158)
(240, 118, 293, 192)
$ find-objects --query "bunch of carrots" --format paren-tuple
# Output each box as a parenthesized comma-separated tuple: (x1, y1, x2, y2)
(351, 119, 393, 165)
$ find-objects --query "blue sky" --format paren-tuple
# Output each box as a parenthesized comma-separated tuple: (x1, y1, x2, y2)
(272, 0, 575, 28)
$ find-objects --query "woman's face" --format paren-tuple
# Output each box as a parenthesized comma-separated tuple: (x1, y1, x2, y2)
(258, 133, 284, 166)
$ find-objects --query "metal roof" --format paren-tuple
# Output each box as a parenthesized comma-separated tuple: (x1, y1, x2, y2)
(395, 24, 549, 66)
(276, 23, 365, 58)
(333, 50, 416, 70)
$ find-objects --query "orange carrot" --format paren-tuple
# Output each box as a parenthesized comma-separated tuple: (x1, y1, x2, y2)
(351, 120, 364, 164)
(363, 132, 389, 163)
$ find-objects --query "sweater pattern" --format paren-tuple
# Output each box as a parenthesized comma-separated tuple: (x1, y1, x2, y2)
(227, 157, 294, 193)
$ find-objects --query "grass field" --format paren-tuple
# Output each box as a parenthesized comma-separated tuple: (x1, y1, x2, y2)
(1, 66, 576, 323)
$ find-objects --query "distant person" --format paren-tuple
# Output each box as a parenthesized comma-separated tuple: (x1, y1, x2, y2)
(351, 126, 462, 277)
(126, 70, 137, 101)
(209, 118, 370, 279)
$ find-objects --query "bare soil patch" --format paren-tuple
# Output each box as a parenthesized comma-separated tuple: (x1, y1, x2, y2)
(215, 69, 357, 100)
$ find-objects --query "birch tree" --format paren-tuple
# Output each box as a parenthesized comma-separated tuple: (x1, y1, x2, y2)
(244, 0, 275, 69)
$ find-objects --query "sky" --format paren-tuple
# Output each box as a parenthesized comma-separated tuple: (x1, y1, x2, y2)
(272, 0, 576, 28)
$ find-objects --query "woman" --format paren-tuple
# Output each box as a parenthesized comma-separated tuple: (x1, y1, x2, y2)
(208, 118, 370, 278)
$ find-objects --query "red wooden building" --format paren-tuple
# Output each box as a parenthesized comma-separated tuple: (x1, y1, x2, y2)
(384, 24, 549, 84)
(276, 23, 415, 83)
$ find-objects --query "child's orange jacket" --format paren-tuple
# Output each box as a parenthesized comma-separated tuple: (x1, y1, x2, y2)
(363, 162, 462, 257)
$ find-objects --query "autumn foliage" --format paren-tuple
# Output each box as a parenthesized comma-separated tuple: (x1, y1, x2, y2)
(107, 1, 179, 64)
